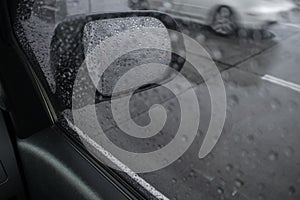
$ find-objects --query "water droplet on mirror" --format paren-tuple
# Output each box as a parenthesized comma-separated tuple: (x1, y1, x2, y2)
(284, 146, 294, 157)
(172, 178, 177, 184)
(212, 49, 222, 60)
(231, 189, 238, 196)
(163, 2, 172, 9)
(195, 34, 205, 43)
(234, 179, 244, 188)
(189, 170, 195, 178)
(226, 164, 233, 172)
(268, 151, 278, 161)
(181, 135, 188, 142)
(217, 187, 224, 194)
(288, 186, 296, 195)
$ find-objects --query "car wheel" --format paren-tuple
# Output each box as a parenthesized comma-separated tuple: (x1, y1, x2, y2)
(211, 6, 237, 35)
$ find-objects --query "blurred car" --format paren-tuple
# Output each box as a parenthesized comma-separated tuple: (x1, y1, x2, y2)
(128, 0, 297, 35)
(294, 0, 300, 5)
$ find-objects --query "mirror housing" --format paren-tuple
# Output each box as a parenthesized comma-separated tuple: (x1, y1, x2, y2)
(50, 11, 186, 110)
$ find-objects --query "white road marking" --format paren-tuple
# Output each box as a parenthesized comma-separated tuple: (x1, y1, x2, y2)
(262, 74, 300, 92)
(280, 22, 300, 29)
(66, 119, 169, 200)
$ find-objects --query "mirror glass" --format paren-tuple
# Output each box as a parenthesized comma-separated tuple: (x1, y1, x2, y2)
(82, 17, 173, 97)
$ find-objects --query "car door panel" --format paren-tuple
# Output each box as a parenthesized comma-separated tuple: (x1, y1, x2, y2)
(0, 111, 26, 200)
(17, 126, 142, 200)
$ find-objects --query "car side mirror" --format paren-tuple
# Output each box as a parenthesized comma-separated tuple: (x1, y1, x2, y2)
(50, 11, 186, 110)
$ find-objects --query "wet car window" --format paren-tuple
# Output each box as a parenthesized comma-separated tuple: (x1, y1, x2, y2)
(14, 0, 300, 199)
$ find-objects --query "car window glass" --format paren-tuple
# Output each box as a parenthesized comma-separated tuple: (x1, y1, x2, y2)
(14, 0, 300, 200)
